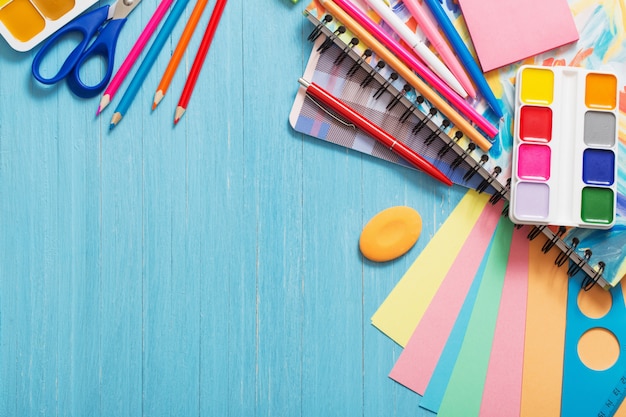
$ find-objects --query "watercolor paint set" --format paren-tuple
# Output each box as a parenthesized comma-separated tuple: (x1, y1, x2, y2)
(0, 0, 96, 51)
(510, 65, 619, 229)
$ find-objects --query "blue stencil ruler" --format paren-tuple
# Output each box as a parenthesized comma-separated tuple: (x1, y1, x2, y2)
(597, 373, 626, 417)
(562, 273, 626, 417)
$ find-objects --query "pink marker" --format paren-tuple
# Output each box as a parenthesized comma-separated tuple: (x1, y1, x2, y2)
(97, 0, 175, 115)
(402, 0, 476, 98)
(332, 0, 498, 138)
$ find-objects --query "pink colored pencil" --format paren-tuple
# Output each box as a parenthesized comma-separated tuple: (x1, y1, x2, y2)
(97, 0, 176, 115)
(332, 0, 498, 138)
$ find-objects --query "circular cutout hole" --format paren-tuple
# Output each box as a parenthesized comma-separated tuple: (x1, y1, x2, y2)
(577, 285, 612, 319)
(577, 327, 620, 371)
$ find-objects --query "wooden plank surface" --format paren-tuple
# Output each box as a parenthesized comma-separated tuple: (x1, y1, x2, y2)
(0, 0, 465, 415)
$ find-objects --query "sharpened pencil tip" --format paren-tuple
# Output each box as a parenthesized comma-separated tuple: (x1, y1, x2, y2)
(98, 95, 111, 115)
(174, 106, 185, 125)
(109, 112, 122, 130)
(152, 90, 164, 110)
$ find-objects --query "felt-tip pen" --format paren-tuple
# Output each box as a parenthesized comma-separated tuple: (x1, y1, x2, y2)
(422, 0, 503, 117)
(299, 78, 453, 186)
(364, 0, 468, 98)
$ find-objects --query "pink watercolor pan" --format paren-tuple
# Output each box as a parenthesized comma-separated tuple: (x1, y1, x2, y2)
(510, 65, 618, 229)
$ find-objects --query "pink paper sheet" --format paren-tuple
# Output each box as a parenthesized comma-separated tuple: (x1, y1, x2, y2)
(389, 201, 501, 394)
(478, 227, 529, 417)
(457, 0, 579, 71)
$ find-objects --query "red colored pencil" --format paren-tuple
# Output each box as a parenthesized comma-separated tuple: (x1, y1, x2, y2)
(299, 79, 453, 186)
(174, 0, 228, 124)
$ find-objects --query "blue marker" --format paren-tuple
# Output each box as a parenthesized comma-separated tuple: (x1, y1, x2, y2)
(110, 0, 191, 129)
(422, 0, 503, 118)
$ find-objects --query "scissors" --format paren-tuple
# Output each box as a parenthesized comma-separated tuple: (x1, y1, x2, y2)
(32, 0, 141, 98)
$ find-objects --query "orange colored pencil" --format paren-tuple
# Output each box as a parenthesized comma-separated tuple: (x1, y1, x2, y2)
(152, 0, 209, 110)
(174, 0, 228, 124)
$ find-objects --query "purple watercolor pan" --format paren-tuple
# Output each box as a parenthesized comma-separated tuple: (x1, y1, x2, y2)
(509, 65, 618, 229)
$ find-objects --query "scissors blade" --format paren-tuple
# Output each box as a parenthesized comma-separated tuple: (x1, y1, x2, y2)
(108, 0, 141, 20)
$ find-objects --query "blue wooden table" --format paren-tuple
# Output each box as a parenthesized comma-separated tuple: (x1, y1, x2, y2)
(0, 0, 466, 415)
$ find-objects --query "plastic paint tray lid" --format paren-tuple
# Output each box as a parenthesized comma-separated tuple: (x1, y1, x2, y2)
(0, 0, 97, 51)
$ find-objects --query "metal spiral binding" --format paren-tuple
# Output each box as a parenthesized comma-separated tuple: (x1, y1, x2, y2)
(490, 178, 510, 205)
(318, 25, 346, 53)
(334, 37, 359, 65)
(361, 60, 385, 88)
(438, 131, 463, 157)
(424, 120, 450, 146)
(556, 237, 579, 267)
(582, 261, 605, 291)
(413, 108, 437, 135)
(476, 166, 501, 193)
(527, 225, 546, 241)
(373, 72, 398, 99)
(387, 84, 411, 111)
(347, 48, 372, 77)
(463, 154, 489, 181)
(542, 226, 566, 253)
(451, 143, 476, 170)
(568, 249, 592, 277)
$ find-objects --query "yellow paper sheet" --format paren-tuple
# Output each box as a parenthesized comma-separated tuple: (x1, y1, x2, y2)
(520, 236, 568, 417)
(371, 190, 490, 347)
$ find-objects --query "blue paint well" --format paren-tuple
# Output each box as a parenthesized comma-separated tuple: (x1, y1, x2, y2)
(583, 148, 615, 185)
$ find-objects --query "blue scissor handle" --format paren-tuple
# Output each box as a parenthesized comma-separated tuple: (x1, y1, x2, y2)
(66, 17, 126, 98)
(32, 5, 126, 98)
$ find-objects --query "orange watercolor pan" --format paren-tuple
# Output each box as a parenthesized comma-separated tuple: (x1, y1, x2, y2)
(0, 0, 96, 51)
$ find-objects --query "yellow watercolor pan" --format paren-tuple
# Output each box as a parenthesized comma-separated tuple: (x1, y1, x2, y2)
(0, 0, 96, 51)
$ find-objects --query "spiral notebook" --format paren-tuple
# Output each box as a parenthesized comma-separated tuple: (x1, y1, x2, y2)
(289, 0, 626, 289)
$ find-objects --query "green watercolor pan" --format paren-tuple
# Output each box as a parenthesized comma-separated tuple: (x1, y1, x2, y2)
(510, 65, 619, 230)
(0, 0, 97, 51)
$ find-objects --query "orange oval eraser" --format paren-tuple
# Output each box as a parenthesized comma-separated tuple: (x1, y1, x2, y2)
(359, 206, 422, 262)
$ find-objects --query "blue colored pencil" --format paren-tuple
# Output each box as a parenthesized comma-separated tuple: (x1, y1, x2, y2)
(422, 0, 503, 118)
(110, 0, 191, 129)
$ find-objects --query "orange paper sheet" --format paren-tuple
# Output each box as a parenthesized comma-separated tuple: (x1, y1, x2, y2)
(520, 237, 568, 417)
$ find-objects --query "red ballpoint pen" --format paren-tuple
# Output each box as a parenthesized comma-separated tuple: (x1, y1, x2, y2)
(299, 78, 453, 186)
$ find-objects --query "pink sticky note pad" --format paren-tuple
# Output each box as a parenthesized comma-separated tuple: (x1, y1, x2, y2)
(458, 0, 579, 72)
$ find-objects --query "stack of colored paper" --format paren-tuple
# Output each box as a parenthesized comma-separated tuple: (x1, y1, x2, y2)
(371, 190, 626, 416)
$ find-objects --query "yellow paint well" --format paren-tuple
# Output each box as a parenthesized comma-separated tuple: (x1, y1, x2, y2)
(520, 67, 554, 105)
(32, 0, 74, 20)
(0, 0, 44, 42)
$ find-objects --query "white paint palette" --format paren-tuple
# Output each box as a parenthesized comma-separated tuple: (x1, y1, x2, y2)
(509, 65, 619, 229)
